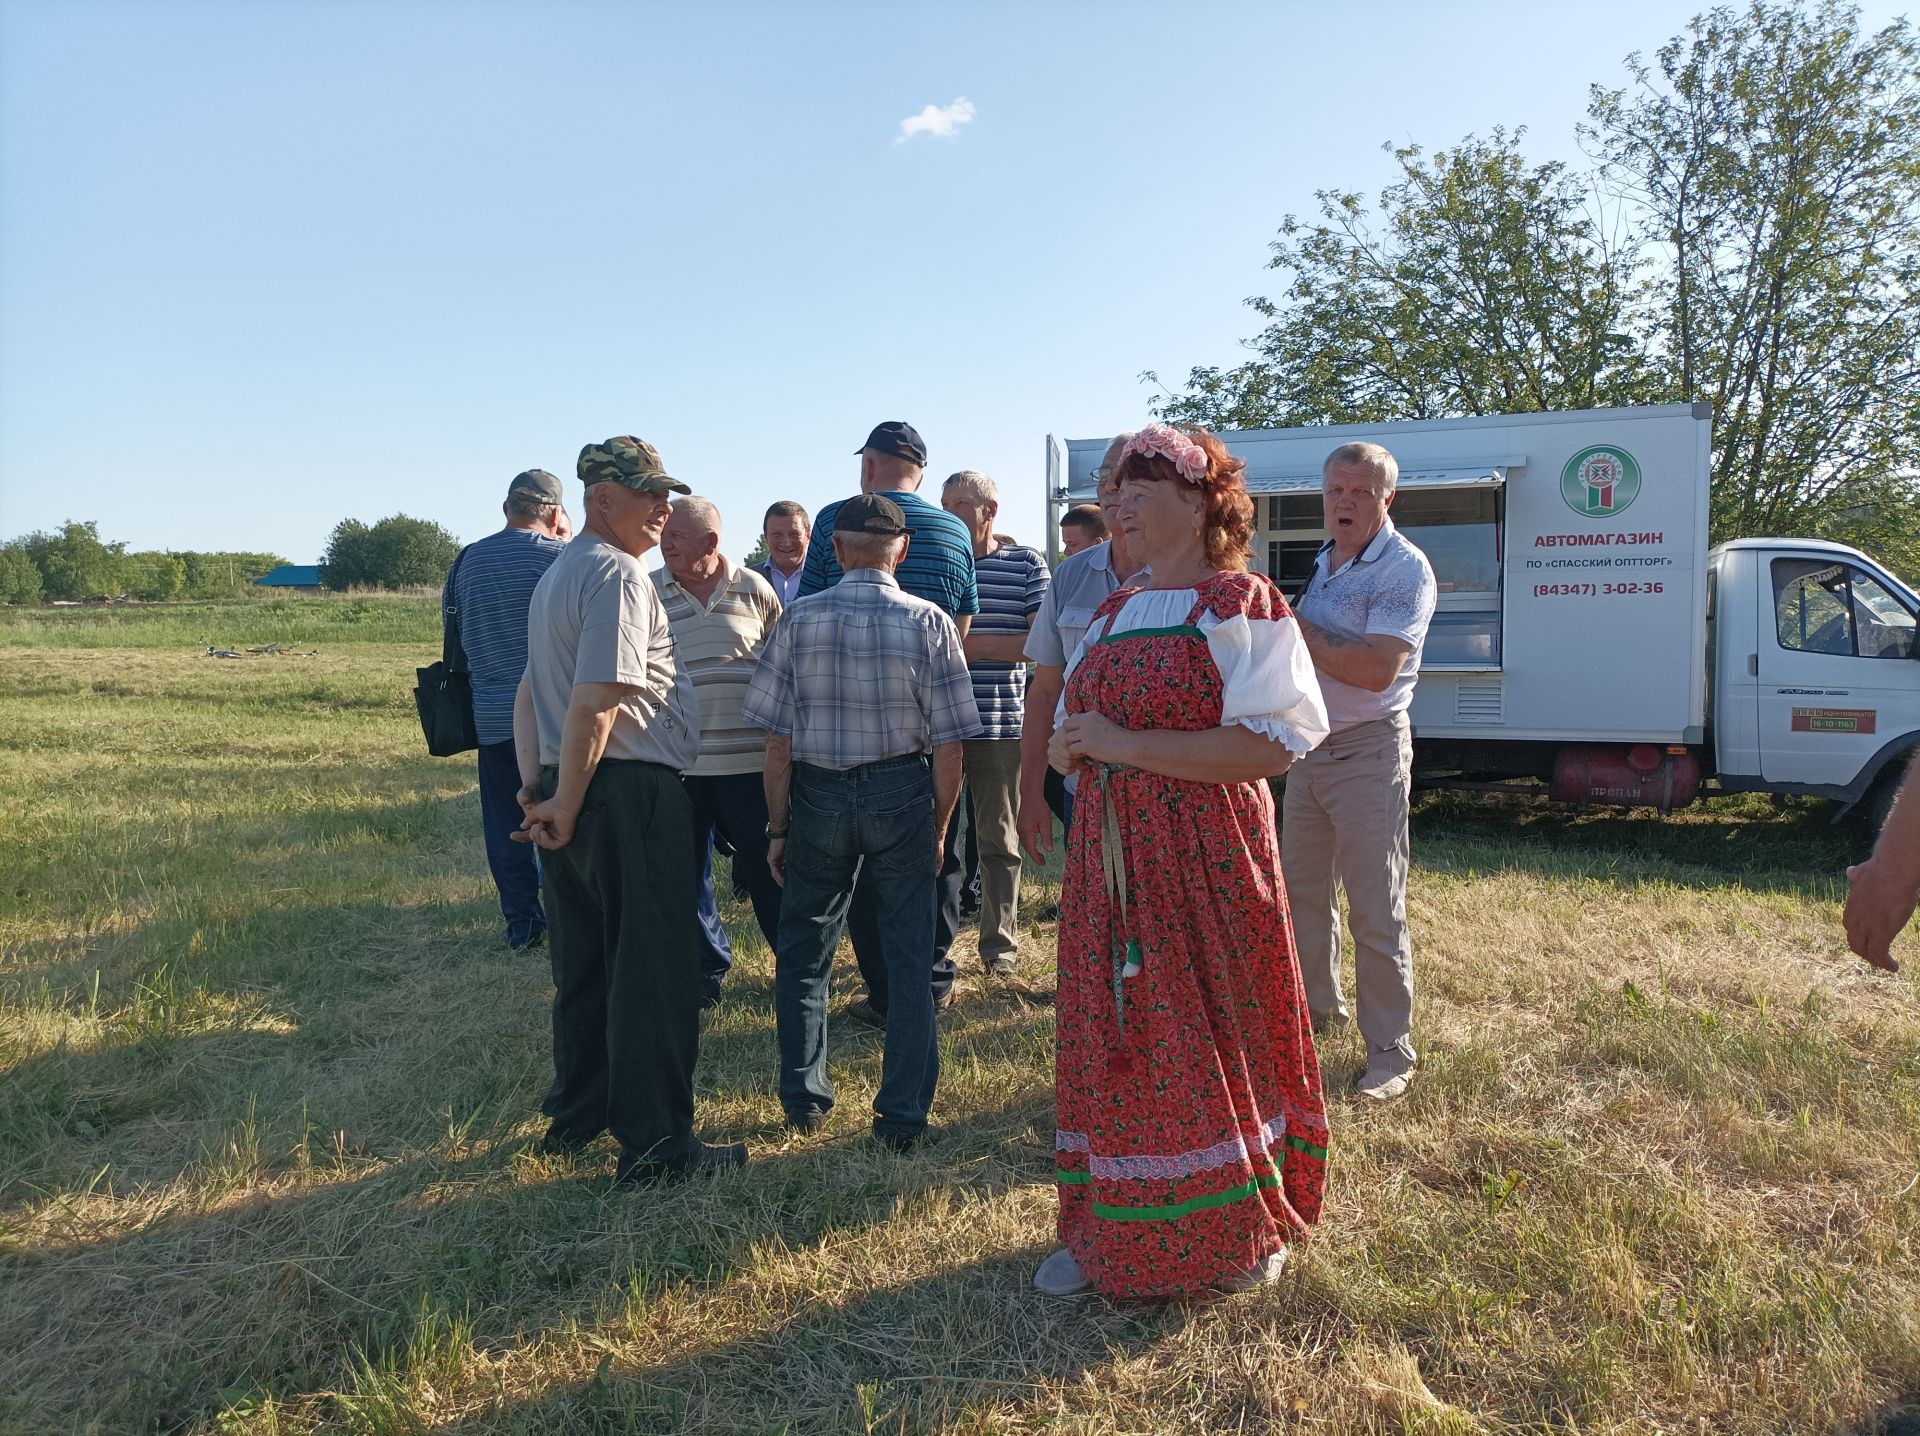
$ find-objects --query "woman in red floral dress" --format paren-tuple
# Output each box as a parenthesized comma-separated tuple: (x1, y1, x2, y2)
(1037, 423, 1331, 1299)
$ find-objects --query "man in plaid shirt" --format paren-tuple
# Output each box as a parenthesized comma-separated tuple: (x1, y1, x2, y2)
(742, 494, 980, 1150)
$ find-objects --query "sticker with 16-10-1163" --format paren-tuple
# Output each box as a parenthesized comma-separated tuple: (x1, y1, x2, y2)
(1561, 445, 1641, 517)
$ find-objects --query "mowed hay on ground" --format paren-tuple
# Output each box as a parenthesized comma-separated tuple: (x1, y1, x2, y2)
(1, 601, 1917, 1435)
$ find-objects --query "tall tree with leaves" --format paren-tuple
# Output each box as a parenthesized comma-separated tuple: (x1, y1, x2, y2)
(320, 515, 461, 591)
(1587, 0, 1920, 570)
(1153, 129, 1655, 430)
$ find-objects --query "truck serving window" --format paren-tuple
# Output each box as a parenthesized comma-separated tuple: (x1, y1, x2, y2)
(1393, 487, 1502, 667)
(1772, 557, 1917, 659)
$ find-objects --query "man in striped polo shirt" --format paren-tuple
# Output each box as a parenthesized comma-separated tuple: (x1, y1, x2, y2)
(798, 421, 981, 1021)
(654, 497, 785, 1008)
(441, 468, 569, 951)
(941, 470, 1049, 975)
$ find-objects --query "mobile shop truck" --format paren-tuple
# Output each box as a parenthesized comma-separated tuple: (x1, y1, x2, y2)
(1045, 404, 1920, 825)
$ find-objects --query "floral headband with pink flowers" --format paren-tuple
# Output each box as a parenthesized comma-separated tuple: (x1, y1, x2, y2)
(1118, 422, 1210, 485)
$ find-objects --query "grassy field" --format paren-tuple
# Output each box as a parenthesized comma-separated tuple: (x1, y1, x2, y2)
(1, 597, 1917, 1435)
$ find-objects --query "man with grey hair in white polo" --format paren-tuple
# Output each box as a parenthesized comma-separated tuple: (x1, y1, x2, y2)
(1282, 440, 1436, 1102)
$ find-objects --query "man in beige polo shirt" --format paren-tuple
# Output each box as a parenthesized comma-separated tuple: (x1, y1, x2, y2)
(654, 496, 785, 1008)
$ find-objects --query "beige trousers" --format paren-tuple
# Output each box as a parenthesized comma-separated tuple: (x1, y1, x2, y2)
(962, 738, 1024, 963)
(1280, 713, 1417, 1068)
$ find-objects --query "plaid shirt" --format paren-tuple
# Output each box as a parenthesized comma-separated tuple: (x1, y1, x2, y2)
(742, 568, 980, 769)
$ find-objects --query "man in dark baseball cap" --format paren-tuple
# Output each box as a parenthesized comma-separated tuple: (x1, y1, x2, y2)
(854, 421, 929, 468)
(791, 426, 984, 1026)
(833, 493, 908, 536)
(743, 492, 980, 1150)
(443, 467, 571, 952)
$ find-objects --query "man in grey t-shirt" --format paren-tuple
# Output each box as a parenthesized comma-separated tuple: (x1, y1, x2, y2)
(514, 434, 744, 1185)
(1282, 441, 1436, 1104)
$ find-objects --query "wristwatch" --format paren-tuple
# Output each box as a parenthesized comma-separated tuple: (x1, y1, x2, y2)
(765, 823, 788, 839)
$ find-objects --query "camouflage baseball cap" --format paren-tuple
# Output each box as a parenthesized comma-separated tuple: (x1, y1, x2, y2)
(577, 436, 691, 494)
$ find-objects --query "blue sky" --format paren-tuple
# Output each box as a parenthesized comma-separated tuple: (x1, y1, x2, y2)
(2, 0, 1908, 562)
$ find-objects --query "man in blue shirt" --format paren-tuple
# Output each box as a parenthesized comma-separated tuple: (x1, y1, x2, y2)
(797, 422, 981, 1020)
(441, 468, 569, 950)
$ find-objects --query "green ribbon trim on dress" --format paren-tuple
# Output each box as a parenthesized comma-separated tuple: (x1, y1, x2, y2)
(1054, 1134, 1329, 1219)
(1094, 623, 1207, 646)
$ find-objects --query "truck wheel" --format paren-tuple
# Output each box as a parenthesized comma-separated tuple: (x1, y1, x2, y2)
(1856, 759, 1913, 838)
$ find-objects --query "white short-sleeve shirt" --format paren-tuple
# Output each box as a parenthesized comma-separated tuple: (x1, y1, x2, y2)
(1294, 519, 1436, 731)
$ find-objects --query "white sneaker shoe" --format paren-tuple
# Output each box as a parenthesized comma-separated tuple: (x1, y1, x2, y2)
(1354, 1055, 1416, 1102)
(1216, 1246, 1289, 1292)
(1033, 1247, 1094, 1297)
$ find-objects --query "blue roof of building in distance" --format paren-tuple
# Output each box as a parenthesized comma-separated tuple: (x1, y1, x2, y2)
(254, 564, 323, 587)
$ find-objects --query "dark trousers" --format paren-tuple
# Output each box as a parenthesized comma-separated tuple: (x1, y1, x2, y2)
(684, 771, 783, 990)
(539, 760, 702, 1162)
(1044, 766, 1072, 831)
(775, 755, 939, 1139)
(477, 739, 546, 947)
(847, 793, 963, 1013)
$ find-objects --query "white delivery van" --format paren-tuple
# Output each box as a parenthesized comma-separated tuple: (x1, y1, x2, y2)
(1045, 404, 1920, 823)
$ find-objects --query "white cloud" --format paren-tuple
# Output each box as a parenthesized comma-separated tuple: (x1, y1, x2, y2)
(896, 97, 976, 143)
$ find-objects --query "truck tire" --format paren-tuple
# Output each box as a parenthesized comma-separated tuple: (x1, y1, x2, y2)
(1856, 756, 1914, 838)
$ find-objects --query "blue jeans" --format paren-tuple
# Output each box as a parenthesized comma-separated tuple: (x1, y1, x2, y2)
(477, 739, 546, 947)
(775, 755, 939, 1141)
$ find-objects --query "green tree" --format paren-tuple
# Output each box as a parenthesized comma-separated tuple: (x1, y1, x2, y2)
(1587, 0, 1920, 573)
(318, 520, 376, 591)
(120, 553, 186, 601)
(180, 551, 286, 598)
(18, 521, 127, 601)
(0, 545, 42, 604)
(1152, 129, 1657, 430)
(320, 515, 460, 590)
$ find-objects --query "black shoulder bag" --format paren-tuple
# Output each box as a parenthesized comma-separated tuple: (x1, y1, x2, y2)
(414, 546, 479, 757)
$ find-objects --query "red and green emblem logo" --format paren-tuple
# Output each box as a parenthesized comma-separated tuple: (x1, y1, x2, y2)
(1561, 445, 1641, 517)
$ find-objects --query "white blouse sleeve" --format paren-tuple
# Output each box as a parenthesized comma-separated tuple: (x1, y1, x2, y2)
(1205, 611, 1330, 754)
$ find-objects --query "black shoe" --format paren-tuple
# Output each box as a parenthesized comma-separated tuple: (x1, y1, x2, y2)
(785, 1109, 829, 1135)
(873, 1125, 935, 1153)
(536, 1125, 596, 1158)
(699, 985, 722, 1011)
(509, 928, 548, 953)
(614, 1140, 748, 1187)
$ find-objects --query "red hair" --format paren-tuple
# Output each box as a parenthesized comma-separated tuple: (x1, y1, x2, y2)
(1111, 425, 1253, 571)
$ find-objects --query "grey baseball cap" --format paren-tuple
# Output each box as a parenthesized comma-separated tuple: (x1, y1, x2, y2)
(506, 469, 564, 505)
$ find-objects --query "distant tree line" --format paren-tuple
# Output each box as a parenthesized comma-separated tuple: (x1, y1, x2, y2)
(317, 515, 460, 591)
(1150, 0, 1920, 580)
(0, 522, 285, 604)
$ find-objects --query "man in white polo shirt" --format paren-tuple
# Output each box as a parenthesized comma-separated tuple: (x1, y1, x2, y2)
(655, 496, 785, 1008)
(1282, 441, 1437, 1103)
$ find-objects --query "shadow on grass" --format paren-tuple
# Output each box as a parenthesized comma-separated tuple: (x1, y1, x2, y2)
(1392, 790, 1864, 900)
(0, 1084, 1060, 1434)
(427, 1237, 1196, 1436)
(1858, 1396, 1920, 1436)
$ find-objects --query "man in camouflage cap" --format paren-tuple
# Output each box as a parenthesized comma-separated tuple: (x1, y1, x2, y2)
(513, 435, 746, 1185)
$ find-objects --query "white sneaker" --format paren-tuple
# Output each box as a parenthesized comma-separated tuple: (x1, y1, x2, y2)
(1216, 1246, 1289, 1292)
(1354, 1056, 1416, 1102)
(1033, 1247, 1094, 1297)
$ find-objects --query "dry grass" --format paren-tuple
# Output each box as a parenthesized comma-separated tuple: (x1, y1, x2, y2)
(1, 612, 1917, 1434)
